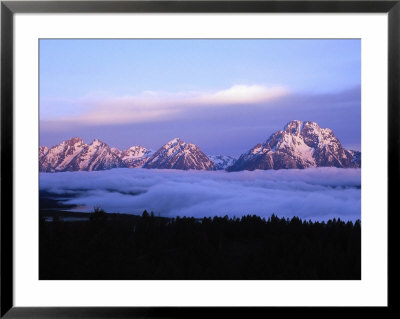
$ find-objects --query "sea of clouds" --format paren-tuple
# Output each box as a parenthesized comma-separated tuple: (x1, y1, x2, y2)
(39, 167, 361, 221)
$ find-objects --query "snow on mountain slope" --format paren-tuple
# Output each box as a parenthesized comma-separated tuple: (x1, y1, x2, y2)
(67, 139, 125, 171)
(39, 137, 87, 172)
(39, 146, 49, 159)
(143, 138, 215, 170)
(227, 120, 361, 171)
(121, 146, 154, 168)
(39, 137, 213, 172)
(39, 122, 360, 173)
(208, 155, 237, 170)
(39, 138, 124, 172)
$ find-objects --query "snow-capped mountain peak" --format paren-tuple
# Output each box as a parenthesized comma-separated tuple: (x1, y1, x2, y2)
(65, 137, 84, 144)
(91, 138, 107, 147)
(165, 137, 182, 147)
(39, 138, 123, 172)
(227, 121, 361, 171)
(39, 137, 215, 172)
(143, 138, 215, 170)
(121, 145, 154, 168)
(39, 137, 88, 172)
(121, 145, 149, 158)
(283, 120, 305, 136)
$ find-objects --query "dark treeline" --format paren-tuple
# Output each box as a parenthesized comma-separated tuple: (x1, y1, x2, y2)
(39, 209, 361, 280)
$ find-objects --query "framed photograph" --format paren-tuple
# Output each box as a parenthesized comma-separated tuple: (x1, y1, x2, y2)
(1, 0, 395, 316)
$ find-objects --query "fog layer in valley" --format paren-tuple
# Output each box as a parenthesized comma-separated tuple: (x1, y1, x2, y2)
(39, 167, 361, 221)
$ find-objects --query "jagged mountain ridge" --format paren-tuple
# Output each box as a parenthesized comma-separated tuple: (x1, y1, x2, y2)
(120, 146, 154, 168)
(227, 120, 361, 171)
(39, 138, 126, 172)
(39, 121, 361, 172)
(39, 137, 214, 172)
(143, 138, 215, 170)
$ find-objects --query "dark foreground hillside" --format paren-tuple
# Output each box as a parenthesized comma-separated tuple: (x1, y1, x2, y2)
(39, 210, 361, 280)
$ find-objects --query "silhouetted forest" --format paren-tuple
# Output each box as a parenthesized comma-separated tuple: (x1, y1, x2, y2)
(39, 209, 361, 280)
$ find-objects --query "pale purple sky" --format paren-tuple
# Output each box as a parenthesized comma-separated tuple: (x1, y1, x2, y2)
(40, 39, 361, 156)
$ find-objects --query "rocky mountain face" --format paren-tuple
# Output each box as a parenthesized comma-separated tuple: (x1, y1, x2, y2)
(227, 120, 361, 171)
(120, 146, 154, 168)
(39, 146, 49, 158)
(143, 138, 215, 170)
(39, 138, 125, 172)
(348, 150, 361, 167)
(208, 155, 237, 170)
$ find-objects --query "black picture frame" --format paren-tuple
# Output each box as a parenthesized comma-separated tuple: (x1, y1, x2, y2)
(1, 0, 396, 317)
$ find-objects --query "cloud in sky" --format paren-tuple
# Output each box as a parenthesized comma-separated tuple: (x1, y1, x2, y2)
(40, 85, 361, 155)
(41, 84, 289, 125)
(39, 167, 361, 221)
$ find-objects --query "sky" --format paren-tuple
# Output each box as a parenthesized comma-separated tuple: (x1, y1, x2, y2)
(39, 39, 361, 156)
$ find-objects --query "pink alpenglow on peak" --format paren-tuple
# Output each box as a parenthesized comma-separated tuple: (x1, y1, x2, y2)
(39, 138, 152, 172)
(227, 120, 361, 171)
(39, 136, 215, 172)
(143, 138, 215, 170)
(39, 120, 360, 173)
(39, 137, 124, 172)
(121, 145, 154, 168)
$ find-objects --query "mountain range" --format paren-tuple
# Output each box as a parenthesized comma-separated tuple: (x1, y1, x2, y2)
(39, 120, 361, 172)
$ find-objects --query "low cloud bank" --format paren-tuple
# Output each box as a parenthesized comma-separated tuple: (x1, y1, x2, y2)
(39, 167, 361, 221)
